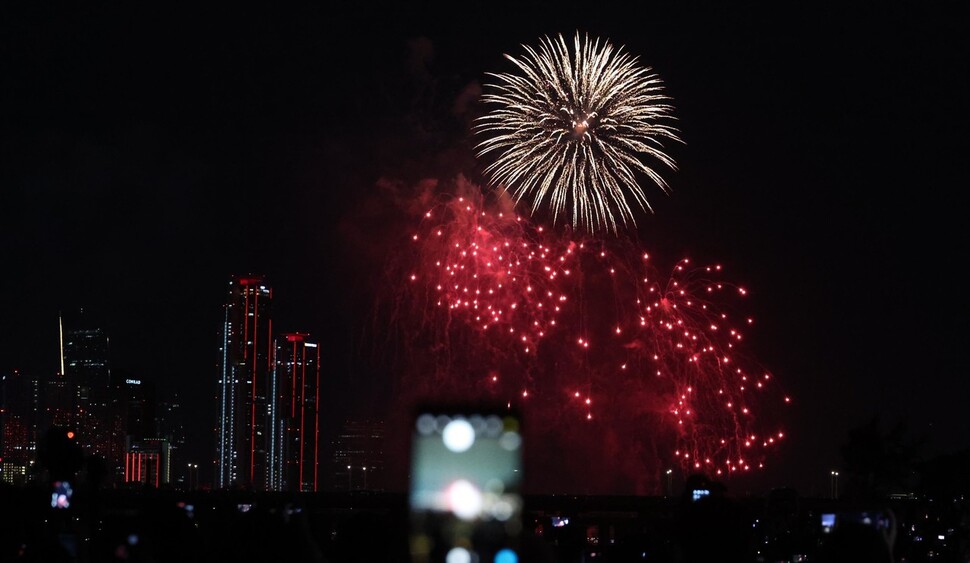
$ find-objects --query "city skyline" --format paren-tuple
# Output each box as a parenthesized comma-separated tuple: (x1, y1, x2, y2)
(2, 277, 375, 492)
(1, 309, 184, 487)
(2, 3, 967, 496)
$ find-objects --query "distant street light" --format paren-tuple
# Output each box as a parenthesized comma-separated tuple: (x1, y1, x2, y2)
(666, 469, 673, 498)
(347, 465, 352, 491)
(830, 471, 840, 499)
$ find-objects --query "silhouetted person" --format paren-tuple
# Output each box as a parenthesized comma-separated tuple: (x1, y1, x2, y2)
(37, 425, 84, 484)
(33, 426, 85, 562)
(675, 494, 751, 562)
(673, 474, 751, 562)
(815, 521, 894, 563)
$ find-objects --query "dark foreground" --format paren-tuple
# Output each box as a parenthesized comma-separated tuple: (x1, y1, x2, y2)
(2, 484, 968, 562)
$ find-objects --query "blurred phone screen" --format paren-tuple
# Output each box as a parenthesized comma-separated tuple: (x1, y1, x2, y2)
(408, 405, 523, 563)
(51, 480, 73, 509)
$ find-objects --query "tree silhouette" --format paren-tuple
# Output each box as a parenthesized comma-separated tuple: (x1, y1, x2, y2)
(839, 415, 924, 501)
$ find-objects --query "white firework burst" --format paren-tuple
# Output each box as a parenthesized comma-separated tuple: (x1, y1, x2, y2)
(475, 32, 681, 234)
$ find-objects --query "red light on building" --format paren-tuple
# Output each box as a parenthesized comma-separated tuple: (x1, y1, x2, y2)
(125, 452, 161, 487)
(125, 440, 171, 487)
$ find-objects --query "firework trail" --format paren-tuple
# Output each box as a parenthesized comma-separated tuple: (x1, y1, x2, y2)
(475, 32, 681, 234)
(379, 191, 788, 491)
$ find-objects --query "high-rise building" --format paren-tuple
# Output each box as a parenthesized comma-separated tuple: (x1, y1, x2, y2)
(332, 419, 385, 491)
(112, 372, 157, 441)
(1, 369, 41, 485)
(61, 310, 110, 389)
(125, 438, 171, 487)
(43, 376, 75, 431)
(156, 393, 187, 487)
(60, 310, 114, 463)
(272, 333, 321, 492)
(216, 275, 274, 490)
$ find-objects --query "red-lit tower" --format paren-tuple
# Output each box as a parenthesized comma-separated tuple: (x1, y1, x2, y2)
(216, 275, 274, 490)
(271, 333, 321, 492)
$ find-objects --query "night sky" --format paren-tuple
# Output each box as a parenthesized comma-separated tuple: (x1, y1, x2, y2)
(2, 3, 967, 496)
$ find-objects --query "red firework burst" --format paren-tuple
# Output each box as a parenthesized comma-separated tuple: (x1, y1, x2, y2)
(379, 191, 789, 489)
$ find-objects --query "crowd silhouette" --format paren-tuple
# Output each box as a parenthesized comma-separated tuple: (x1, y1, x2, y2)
(2, 425, 969, 562)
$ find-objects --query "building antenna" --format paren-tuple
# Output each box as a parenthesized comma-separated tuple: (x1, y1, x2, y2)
(59, 311, 65, 376)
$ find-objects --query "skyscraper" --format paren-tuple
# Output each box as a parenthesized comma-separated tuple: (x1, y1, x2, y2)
(156, 392, 187, 487)
(61, 310, 110, 389)
(60, 310, 119, 477)
(125, 438, 170, 487)
(1, 369, 41, 485)
(114, 372, 158, 486)
(216, 275, 274, 490)
(272, 333, 321, 492)
(332, 419, 385, 491)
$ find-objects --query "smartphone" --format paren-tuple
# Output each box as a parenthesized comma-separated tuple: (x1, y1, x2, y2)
(408, 404, 524, 563)
(50, 480, 73, 509)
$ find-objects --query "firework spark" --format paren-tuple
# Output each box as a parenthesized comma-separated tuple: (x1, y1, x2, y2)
(380, 193, 788, 491)
(475, 32, 681, 234)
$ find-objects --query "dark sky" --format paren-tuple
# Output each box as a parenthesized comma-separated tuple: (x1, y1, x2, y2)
(2, 2, 967, 496)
